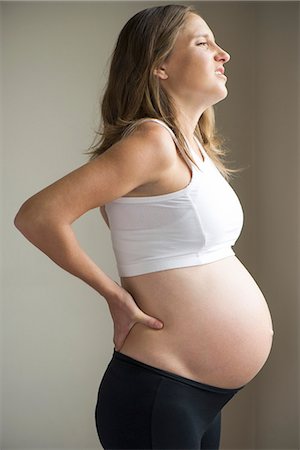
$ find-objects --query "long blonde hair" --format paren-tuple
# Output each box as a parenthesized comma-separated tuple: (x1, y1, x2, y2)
(84, 4, 245, 181)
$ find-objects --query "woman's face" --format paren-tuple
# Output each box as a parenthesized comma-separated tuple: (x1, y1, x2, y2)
(155, 13, 231, 110)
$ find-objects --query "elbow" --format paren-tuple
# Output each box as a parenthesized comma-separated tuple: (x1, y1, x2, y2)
(14, 199, 42, 234)
(14, 201, 30, 230)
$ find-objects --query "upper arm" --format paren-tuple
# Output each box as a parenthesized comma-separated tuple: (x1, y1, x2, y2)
(14, 122, 177, 226)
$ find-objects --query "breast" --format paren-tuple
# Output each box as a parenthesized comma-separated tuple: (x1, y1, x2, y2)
(105, 160, 244, 277)
(119, 256, 274, 389)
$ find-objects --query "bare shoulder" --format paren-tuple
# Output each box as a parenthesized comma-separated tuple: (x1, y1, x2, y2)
(123, 119, 178, 167)
(100, 119, 178, 191)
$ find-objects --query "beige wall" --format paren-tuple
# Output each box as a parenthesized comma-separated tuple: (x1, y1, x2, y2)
(1, 1, 299, 449)
(254, 3, 300, 448)
(0, 0, 3, 446)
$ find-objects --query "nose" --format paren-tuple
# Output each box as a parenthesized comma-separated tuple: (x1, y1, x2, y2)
(215, 45, 231, 64)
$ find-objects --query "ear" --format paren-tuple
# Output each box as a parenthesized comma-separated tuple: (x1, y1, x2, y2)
(153, 66, 168, 80)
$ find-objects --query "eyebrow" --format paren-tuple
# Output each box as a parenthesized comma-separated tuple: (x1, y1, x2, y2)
(193, 33, 216, 43)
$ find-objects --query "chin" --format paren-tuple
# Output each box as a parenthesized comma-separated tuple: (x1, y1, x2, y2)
(209, 90, 228, 108)
(216, 87, 229, 101)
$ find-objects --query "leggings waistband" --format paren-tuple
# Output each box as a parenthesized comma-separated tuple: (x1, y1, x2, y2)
(112, 349, 245, 394)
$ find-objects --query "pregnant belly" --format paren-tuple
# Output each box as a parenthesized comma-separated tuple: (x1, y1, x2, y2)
(119, 256, 274, 390)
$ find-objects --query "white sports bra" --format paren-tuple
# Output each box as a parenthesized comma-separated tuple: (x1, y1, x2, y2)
(104, 118, 244, 277)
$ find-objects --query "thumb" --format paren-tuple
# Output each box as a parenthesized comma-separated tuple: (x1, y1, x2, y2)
(142, 314, 164, 330)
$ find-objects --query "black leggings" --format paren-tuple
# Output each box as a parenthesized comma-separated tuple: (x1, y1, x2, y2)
(95, 349, 245, 450)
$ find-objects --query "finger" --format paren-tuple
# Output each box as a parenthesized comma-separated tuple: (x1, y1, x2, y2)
(142, 315, 164, 329)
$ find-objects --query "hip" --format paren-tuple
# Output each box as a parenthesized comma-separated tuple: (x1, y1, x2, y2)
(95, 349, 245, 449)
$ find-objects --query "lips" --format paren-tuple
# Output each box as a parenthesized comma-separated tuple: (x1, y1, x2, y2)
(215, 66, 225, 75)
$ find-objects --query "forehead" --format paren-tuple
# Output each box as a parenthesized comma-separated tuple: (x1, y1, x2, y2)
(181, 14, 215, 42)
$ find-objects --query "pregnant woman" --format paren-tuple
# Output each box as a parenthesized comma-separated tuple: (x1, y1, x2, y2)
(14, 4, 274, 449)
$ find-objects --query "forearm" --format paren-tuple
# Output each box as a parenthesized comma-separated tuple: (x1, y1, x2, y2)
(14, 213, 120, 302)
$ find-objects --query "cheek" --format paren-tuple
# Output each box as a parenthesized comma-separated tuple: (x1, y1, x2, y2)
(187, 61, 212, 83)
(167, 52, 212, 85)
(187, 54, 210, 74)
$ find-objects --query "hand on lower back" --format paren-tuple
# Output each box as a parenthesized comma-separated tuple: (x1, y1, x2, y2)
(106, 283, 164, 351)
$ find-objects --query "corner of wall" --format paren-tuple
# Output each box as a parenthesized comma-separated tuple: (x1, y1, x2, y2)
(0, 2, 3, 449)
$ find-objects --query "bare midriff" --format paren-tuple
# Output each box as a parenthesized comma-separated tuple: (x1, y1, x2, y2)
(118, 255, 274, 390)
